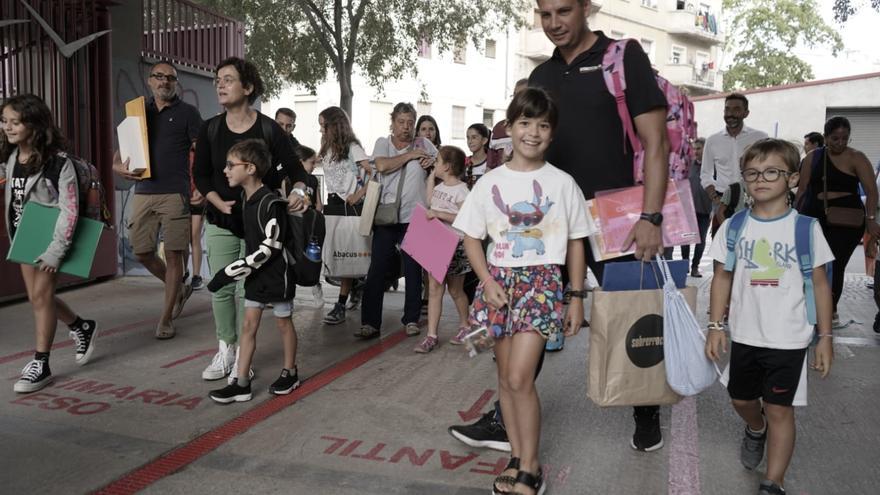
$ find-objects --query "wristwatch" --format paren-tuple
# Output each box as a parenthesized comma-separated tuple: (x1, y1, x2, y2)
(639, 212, 663, 226)
(291, 188, 306, 198)
(565, 289, 588, 299)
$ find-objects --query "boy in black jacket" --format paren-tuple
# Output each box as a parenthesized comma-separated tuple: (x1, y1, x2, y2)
(208, 139, 300, 403)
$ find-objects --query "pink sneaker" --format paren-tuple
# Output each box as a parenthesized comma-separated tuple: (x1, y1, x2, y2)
(450, 326, 469, 345)
(414, 336, 438, 353)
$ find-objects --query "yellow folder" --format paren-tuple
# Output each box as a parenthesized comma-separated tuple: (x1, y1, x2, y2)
(124, 96, 151, 179)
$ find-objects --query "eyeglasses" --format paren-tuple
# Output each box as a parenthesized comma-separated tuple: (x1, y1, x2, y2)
(214, 76, 239, 87)
(741, 168, 791, 183)
(150, 73, 178, 82)
(508, 209, 544, 226)
(224, 160, 252, 171)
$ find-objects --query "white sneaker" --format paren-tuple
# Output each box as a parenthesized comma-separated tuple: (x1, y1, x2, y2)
(312, 285, 324, 308)
(202, 341, 235, 381)
(227, 345, 255, 385)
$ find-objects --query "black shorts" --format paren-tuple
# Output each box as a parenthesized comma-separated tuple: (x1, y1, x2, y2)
(727, 342, 807, 407)
(189, 202, 207, 216)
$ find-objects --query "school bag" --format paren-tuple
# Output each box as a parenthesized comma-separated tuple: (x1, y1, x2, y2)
(44, 151, 112, 227)
(722, 209, 831, 325)
(254, 195, 325, 288)
(602, 39, 697, 184)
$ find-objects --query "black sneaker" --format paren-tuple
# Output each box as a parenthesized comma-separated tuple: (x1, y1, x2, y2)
(631, 407, 664, 452)
(13, 359, 53, 393)
(758, 480, 786, 494)
(873, 313, 880, 333)
(448, 412, 511, 452)
(269, 368, 300, 395)
(209, 379, 252, 404)
(323, 303, 346, 325)
(346, 289, 362, 310)
(191, 275, 204, 291)
(69, 319, 98, 366)
(741, 424, 767, 470)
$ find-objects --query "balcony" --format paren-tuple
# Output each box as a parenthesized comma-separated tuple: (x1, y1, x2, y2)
(520, 29, 556, 62)
(661, 64, 723, 95)
(667, 10, 724, 46)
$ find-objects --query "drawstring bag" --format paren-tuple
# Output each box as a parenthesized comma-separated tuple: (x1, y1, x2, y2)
(658, 255, 719, 396)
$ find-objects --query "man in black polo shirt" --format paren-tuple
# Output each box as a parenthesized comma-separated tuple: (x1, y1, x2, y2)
(114, 60, 204, 340)
(531, 0, 670, 452)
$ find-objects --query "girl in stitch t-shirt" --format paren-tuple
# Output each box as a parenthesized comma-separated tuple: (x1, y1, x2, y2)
(453, 89, 589, 495)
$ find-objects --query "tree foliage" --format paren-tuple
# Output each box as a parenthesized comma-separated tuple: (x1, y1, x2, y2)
(195, 0, 527, 115)
(832, 0, 880, 22)
(723, 0, 843, 91)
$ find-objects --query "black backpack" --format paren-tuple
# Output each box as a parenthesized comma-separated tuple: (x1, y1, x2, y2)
(253, 195, 326, 287)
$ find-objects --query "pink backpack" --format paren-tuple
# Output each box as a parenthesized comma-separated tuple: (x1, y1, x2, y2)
(602, 39, 697, 184)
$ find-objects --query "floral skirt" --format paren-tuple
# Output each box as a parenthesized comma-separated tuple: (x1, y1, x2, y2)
(469, 264, 564, 340)
(447, 240, 472, 276)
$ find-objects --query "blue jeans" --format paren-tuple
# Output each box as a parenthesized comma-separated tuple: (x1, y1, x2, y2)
(360, 224, 422, 331)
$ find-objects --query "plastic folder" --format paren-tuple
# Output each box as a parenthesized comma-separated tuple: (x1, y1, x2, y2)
(601, 259, 689, 291)
(6, 202, 103, 278)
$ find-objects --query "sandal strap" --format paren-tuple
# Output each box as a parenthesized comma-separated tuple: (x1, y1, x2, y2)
(506, 457, 521, 470)
(514, 469, 543, 489)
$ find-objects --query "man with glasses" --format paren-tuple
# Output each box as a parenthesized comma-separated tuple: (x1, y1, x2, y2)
(113, 60, 203, 339)
(701, 93, 768, 234)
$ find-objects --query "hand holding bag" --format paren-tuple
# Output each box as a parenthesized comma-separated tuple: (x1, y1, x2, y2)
(823, 150, 865, 228)
(374, 160, 408, 226)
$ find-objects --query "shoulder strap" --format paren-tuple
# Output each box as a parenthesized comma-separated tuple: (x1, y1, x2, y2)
(794, 214, 818, 325)
(723, 209, 750, 271)
(207, 114, 223, 144)
(259, 113, 275, 150)
(601, 39, 642, 160)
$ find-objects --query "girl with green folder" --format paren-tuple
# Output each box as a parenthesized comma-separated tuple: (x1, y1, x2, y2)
(1, 94, 98, 394)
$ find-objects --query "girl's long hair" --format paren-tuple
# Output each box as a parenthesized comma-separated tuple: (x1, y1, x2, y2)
(319, 106, 361, 162)
(416, 115, 442, 146)
(0, 94, 67, 174)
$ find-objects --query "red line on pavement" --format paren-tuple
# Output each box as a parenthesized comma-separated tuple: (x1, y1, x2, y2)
(0, 304, 211, 366)
(160, 349, 217, 369)
(93, 329, 409, 495)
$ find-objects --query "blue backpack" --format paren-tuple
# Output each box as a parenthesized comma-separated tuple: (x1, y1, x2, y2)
(723, 209, 831, 325)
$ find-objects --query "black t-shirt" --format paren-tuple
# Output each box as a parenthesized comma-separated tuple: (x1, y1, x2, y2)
(8, 159, 29, 239)
(137, 96, 203, 195)
(193, 112, 307, 230)
(529, 32, 667, 199)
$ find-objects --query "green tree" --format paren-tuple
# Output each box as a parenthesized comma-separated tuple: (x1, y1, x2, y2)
(832, 0, 880, 22)
(723, 0, 843, 91)
(195, 0, 527, 116)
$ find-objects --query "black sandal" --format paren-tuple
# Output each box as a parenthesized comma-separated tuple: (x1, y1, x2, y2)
(492, 457, 520, 495)
(512, 468, 545, 495)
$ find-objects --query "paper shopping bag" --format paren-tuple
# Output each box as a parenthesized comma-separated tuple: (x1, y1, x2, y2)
(358, 180, 382, 236)
(587, 286, 695, 407)
(323, 215, 372, 278)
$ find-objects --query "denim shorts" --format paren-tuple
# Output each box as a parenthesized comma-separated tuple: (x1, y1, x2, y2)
(244, 299, 293, 318)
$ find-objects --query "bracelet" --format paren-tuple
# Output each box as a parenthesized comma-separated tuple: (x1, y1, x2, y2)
(707, 321, 726, 332)
(817, 333, 833, 338)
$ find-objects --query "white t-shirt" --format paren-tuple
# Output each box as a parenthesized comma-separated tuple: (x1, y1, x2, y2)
(700, 126, 768, 194)
(708, 210, 834, 349)
(372, 136, 427, 223)
(431, 181, 469, 236)
(321, 143, 369, 200)
(453, 163, 590, 267)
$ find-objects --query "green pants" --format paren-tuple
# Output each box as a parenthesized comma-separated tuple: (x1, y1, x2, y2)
(205, 223, 245, 345)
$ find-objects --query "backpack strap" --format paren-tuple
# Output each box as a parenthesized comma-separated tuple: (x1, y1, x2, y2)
(794, 214, 818, 325)
(723, 209, 750, 271)
(601, 39, 643, 164)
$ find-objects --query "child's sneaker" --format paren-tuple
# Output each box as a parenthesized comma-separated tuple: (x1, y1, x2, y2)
(13, 359, 53, 393)
(414, 336, 438, 353)
(323, 303, 346, 325)
(269, 368, 300, 395)
(450, 326, 469, 345)
(191, 275, 204, 291)
(741, 424, 767, 470)
(631, 408, 663, 452)
(209, 379, 252, 404)
(69, 319, 98, 365)
(758, 480, 785, 494)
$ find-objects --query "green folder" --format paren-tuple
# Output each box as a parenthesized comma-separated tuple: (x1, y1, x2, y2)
(7, 202, 104, 278)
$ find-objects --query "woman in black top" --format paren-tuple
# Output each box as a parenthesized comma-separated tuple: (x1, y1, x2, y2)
(193, 57, 307, 383)
(796, 116, 880, 322)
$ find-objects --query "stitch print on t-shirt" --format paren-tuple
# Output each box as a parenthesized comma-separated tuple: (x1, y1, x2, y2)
(491, 180, 554, 259)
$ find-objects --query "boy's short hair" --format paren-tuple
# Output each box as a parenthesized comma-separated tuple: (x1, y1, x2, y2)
(804, 131, 824, 147)
(740, 138, 800, 173)
(296, 145, 316, 163)
(438, 145, 467, 177)
(276, 107, 296, 120)
(228, 139, 272, 178)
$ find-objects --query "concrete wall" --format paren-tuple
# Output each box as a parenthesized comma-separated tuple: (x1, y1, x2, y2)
(692, 74, 880, 148)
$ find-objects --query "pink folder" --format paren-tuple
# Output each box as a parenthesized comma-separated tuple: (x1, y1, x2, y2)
(401, 204, 460, 283)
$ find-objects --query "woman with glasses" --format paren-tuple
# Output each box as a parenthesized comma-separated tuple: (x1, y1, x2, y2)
(193, 57, 308, 384)
(795, 116, 880, 325)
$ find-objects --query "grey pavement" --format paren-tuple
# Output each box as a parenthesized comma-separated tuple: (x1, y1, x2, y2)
(1, 242, 878, 495)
